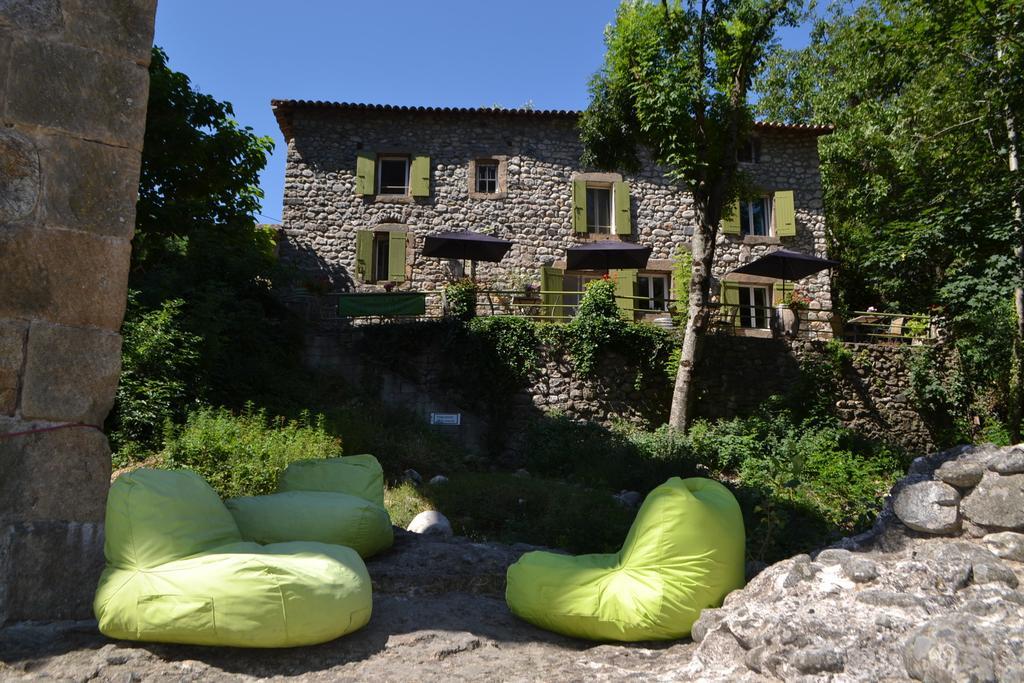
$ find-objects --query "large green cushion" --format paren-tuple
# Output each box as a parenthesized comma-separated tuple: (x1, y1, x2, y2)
(226, 491, 394, 558)
(278, 454, 385, 507)
(505, 477, 745, 642)
(95, 469, 372, 648)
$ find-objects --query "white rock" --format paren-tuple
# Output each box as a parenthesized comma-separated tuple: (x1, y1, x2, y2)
(406, 510, 453, 537)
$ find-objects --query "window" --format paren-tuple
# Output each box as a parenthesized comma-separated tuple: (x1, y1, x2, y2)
(373, 234, 390, 282)
(738, 285, 770, 329)
(638, 274, 669, 312)
(737, 138, 760, 163)
(740, 197, 772, 237)
(476, 161, 498, 193)
(377, 156, 409, 195)
(356, 229, 407, 283)
(586, 186, 612, 233)
(563, 272, 604, 313)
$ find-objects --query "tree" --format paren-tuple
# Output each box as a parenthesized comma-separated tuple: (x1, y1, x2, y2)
(756, 1, 1024, 438)
(580, 0, 801, 431)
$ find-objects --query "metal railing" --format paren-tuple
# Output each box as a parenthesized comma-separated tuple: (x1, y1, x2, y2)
(473, 289, 680, 322)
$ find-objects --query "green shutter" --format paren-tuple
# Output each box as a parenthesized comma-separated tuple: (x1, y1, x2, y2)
(614, 181, 632, 235)
(774, 190, 796, 236)
(572, 180, 587, 233)
(356, 151, 376, 195)
(541, 266, 564, 319)
(721, 201, 741, 235)
(611, 268, 638, 320)
(773, 281, 795, 305)
(411, 155, 430, 197)
(388, 232, 407, 282)
(356, 230, 373, 282)
(720, 280, 741, 327)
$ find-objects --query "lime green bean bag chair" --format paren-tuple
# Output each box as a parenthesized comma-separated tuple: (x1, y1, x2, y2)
(505, 477, 745, 642)
(94, 469, 372, 648)
(222, 454, 393, 558)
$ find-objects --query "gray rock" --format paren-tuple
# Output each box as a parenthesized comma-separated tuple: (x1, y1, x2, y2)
(513, 468, 530, 478)
(983, 531, 1024, 562)
(989, 446, 1024, 475)
(792, 647, 845, 674)
(613, 490, 642, 508)
(406, 510, 453, 537)
(903, 616, 1000, 683)
(402, 468, 423, 486)
(813, 548, 852, 565)
(893, 481, 961, 534)
(971, 561, 1019, 588)
(842, 556, 880, 583)
(428, 475, 448, 485)
(961, 472, 1024, 529)
(934, 460, 985, 488)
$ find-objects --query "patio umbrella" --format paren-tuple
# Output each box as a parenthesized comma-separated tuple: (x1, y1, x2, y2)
(423, 230, 514, 281)
(565, 241, 652, 271)
(730, 249, 838, 281)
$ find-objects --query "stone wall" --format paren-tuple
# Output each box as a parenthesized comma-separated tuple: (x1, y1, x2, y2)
(306, 323, 940, 459)
(0, 0, 156, 623)
(694, 336, 941, 453)
(275, 103, 831, 317)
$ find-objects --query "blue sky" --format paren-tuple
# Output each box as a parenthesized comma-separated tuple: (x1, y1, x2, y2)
(154, 1, 811, 224)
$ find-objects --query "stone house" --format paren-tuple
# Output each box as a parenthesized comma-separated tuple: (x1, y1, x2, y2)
(273, 100, 833, 332)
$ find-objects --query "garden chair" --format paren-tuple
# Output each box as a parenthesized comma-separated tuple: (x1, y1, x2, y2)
(505, 477, 745, 641)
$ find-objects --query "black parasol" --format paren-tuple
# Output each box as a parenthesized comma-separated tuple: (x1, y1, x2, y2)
(730, 249, 838, 281)
(422, 231, 513, 262)
(565, 241, 652, 271)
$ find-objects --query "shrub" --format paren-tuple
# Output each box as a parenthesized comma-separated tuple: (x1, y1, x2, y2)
(162, 405, 341, 498)
(444, 278, 478, 321)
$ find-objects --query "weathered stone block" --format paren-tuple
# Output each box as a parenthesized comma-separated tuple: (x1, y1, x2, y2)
(961, 471, 1024, 530)
(5, 38, 148, 149)
(0, 421, 110, 521)
(0, 520, 105, 621)
(0, 320, 28, 415)
(934, 459, 985, 488)
(989, 446, 1024, 475)
(0, 0, 63, 32)
(40, 133, 140, 238)
(0, 227, 130, 330)
(60, 0, 157, 64)
(892, 481, 961, 534)
(983, 532, 1024, 562)
(0, 128, 40, 224)
(20, 323, 122, 425)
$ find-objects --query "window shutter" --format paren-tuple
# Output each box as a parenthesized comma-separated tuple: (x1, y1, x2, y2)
(773, 281, 795, 305)
(721, 201, 741, 235)
(355, 151, 376, 195)
(774, 190, 796, 236)
(387, 231, 407, 282)
(720, 280, 741, 327)
(541, 266, 564, 319)
(355, 230, 373, 281)
(611, 268, 637, 321)
(613, 181, 632, 235)
(572, 180, 587, 233)
(411, 155, 430, 197)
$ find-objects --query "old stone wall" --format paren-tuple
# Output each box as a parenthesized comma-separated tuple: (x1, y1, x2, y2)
(0, 0, 156, 623)
(276, 104, 831, 316)
(694, 336, 940, 453)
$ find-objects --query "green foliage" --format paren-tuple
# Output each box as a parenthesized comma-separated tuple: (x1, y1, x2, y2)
(672, 248, 693, 325)
(465, 316, 540, 390)
(907, 345, 971, 446)
(444, 279, 478, 321)
(755, 1, 1024, 429)
(107, 294, 200, 462)
(427, 472, 636, 554)
(162, 406, 341, 498)
(576, 277, 620, 320)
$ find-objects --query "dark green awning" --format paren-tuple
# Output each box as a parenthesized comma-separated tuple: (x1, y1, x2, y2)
(338, 292, 426, 317)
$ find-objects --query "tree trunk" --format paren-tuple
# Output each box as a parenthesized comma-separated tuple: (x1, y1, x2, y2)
(669, 203, 717, 431)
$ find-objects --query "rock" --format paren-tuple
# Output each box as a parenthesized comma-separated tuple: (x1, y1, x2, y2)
(989, 446, 1024, 475)
(983, 531, 1024, 562)
(428, 475, 448, 485)
(402, 469, 423, 486)
(971, 561, 1019, 588)
(814, 548, 852, 565)
(792, 647, 845, 674)
(841, 556, 880, 583)
(613, 490, 642, 508)
(934, 460, 985, 488)
(961, 472, 1024, 529)
(902, 616, 1002, 683)
(513, 468, 530, 478)
(893, 481, 961, 534)
(406, 511, 453, 537)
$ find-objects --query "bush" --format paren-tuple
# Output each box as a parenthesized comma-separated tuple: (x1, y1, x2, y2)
(444, 278, 478, 321)
(427, 472, 636, 553)
(162, 405, 341, 498)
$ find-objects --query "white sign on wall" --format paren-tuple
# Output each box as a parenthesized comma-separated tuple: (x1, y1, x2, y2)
(430, 413, 461, 426)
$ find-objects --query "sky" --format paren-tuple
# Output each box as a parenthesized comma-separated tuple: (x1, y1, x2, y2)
(154, 1, 812, 225)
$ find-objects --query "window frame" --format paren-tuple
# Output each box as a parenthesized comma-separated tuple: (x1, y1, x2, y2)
(737, 137, 761, 163)
(376, 155, 410, 195)
(468, 156, 508, 199)
(371, 232, 391, 283)
(738, 285, 771, 329)
(475, 161, 498, 194)
(585, 184, 613, 234)
(637, 273, 670, 312)
(562, 271, 605, 314)
(740, 196, 773, 237)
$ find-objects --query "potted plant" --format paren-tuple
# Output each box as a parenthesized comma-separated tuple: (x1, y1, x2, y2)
(778, 288, 811, 338)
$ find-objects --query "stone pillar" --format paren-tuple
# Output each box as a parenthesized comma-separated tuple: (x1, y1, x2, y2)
(0, 0, 157, 623)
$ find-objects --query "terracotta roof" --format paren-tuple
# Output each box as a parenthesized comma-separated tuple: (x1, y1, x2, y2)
(270, 99, 834, 137)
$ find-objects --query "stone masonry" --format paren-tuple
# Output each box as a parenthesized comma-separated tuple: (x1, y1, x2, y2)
(273, 101, 832, 320)
(0, 0, 157, 623)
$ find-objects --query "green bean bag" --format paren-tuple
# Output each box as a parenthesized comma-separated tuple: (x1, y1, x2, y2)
(226, 490, 393, 558)
(94, 469, 372, 648)
(278, 454, 386, 507)
(505, 477, 745, 642)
